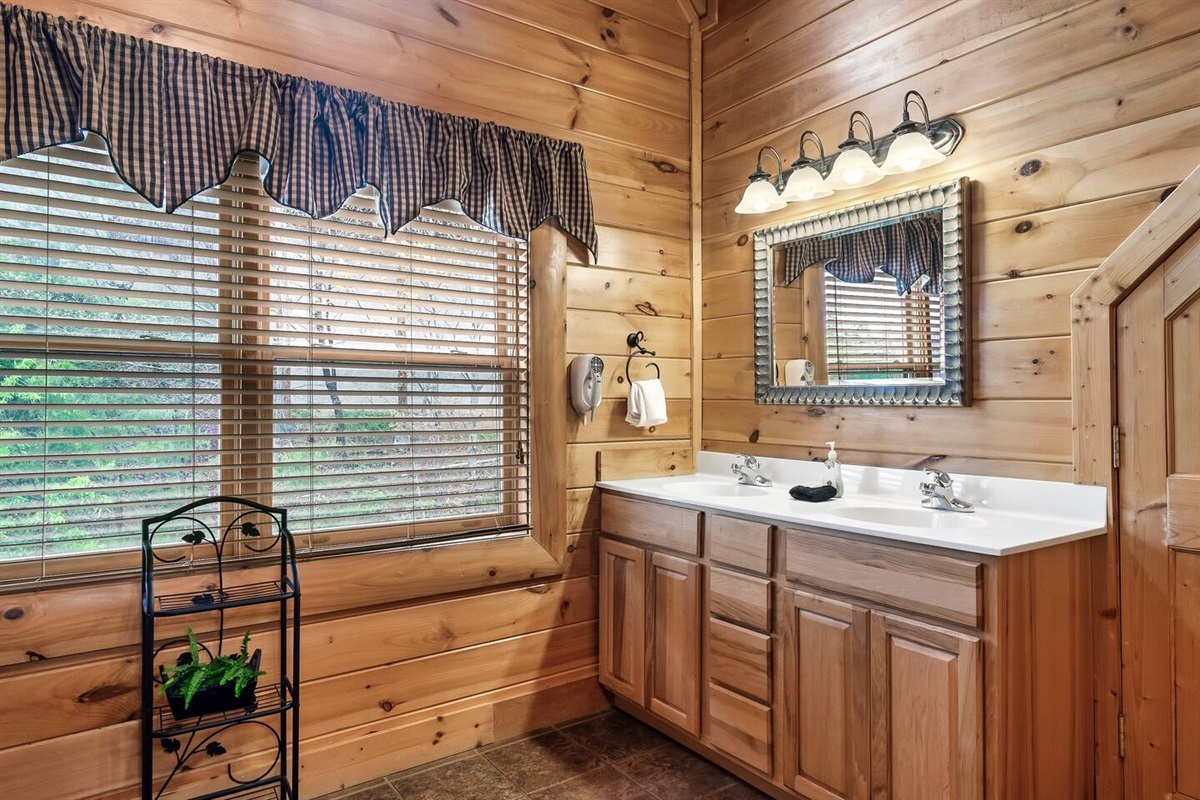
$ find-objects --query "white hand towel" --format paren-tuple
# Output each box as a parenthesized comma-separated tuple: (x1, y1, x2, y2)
(625, 378, 668, 428)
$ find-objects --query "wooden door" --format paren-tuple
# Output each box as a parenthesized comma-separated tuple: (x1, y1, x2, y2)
(869, 612, 982, 800)
(1116, 227, 1200, 800)
(783, 589, 871, 800)
(647, 550, 701, 734)
(598, 537, 646, 705)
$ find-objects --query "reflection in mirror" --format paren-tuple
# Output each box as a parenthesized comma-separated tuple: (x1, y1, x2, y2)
(753, 178, 969, 406)
(771, 211, 944, 387)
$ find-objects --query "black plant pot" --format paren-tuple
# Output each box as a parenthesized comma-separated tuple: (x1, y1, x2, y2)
(161, 648, 263, 721)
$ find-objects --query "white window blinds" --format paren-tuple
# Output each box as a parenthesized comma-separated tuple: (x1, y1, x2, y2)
(0, 139, 529, 581)
(823, 272, 943, 383)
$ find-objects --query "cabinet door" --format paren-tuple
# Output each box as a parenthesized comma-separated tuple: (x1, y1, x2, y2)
(783, 589, 871, 800)
(599, 537, 646, 704)
(870, 612, 982, 800)
(647, 550, 701, 734)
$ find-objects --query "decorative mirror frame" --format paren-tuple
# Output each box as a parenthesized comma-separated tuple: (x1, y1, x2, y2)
(753, 177, 970, 406)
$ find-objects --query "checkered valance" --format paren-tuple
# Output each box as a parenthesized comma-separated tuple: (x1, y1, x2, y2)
(781, 214, 942, 295)
(0, 2, 598, 256)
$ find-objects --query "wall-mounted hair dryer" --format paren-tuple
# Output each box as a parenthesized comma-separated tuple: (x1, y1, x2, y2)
(569, 355, 604, 423)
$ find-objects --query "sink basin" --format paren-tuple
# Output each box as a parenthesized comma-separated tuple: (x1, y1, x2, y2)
(828, 505, 988, 529)
(662, 481, 771, 499)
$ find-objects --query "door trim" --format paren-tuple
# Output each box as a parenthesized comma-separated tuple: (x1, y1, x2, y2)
(1071, 163, 1200, 798)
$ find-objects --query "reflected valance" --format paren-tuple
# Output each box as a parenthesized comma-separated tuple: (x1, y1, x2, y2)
(0, 2, 598, 255)
(781, 214, 941, 295)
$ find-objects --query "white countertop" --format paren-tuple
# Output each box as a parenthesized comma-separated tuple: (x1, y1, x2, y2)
(596, 452, 1107, 556)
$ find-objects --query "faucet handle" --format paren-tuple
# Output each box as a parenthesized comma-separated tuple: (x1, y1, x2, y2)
(923, 468, 953, 487)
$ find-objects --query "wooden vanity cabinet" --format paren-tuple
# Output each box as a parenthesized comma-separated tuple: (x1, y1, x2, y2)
(782, 588, 871, 800)
(599, 491, 1092, 800)
(598, 537, 646, 704)
(599, 498, 774, 763)
(598, 495, 703, 736)
(647, 550, 702, 734)
(868, 612, 982, 800)
(780, 529, 984, 800)
(780, 585, 983, 800)
(703, 515, 775, 776)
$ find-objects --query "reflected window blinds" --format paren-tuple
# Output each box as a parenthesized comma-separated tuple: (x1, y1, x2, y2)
(823, 272, 943, 383)
(0, 139, 530, 580)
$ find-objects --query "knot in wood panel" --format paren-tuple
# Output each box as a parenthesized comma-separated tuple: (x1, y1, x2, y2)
(76, 684, 135, 704)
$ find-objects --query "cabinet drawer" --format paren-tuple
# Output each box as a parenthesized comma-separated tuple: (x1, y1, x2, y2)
(602, 494, 700, 555)
(709, 618, 771, 703)
(785, 529, 983, 628)
(707, 514, 771, 574)
(708, 567, 771, 632)
(707, 682, 771, 775)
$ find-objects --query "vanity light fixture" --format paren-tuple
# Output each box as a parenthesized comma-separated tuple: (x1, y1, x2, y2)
(881, 91, 947, 174)
(779, 131, 833, 202)
(734, 145, 788, 214)
(824, 110, 885, 191)
(733, 89, 965, 214)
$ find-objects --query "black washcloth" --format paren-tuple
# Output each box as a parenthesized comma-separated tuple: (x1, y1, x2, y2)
(789, 484, 838, 502)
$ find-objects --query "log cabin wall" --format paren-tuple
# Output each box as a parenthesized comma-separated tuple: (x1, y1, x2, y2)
(700, 0, 1200, 480)
(0, 1, 696, 797)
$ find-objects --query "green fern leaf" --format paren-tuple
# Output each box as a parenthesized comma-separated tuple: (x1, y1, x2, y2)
(187, 627, 201, 665)
(183, 668, 207, 709)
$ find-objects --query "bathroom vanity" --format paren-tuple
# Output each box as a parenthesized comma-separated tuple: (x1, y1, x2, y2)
(596, 453, 1106, 800)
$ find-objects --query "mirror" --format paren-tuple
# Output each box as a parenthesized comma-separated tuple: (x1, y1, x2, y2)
(753, 178, 969, 405)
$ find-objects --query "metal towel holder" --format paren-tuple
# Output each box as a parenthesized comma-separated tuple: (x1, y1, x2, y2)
(624, 331, 661, 383)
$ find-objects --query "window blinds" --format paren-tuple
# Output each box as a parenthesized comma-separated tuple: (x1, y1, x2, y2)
(823, 272, 943, 383)
(0, 138, 529, 581)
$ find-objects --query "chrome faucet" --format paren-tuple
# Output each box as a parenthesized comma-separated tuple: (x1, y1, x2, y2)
(731, 454, 772, 487)
(920, 468, 974, 512)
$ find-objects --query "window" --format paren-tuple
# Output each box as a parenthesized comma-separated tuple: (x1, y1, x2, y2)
(0, 139, 530, 582)
(823, 272, 943, 383)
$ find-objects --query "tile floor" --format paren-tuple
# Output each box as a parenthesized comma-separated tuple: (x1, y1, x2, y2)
(318, 709, 771, 800)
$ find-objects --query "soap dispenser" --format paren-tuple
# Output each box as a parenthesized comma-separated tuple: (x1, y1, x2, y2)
(824, 441, 844, 498)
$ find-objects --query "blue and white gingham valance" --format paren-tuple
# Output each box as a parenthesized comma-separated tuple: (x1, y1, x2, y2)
(0, 2, 598, 255)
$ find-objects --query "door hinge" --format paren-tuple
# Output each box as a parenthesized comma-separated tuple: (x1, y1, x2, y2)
(1112, 425, 1121, 470)
(1118, 712, 1126, 759)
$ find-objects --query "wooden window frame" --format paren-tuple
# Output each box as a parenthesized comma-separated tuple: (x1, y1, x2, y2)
(0, 224, 571, 666)
(0, 157, 570, 586)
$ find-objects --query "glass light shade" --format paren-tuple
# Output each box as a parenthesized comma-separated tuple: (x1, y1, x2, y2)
(779, 165, 833, 202)
(734, 177, 786, 214)
(824, 146, 884, 190)
(881, 130, 946, 174)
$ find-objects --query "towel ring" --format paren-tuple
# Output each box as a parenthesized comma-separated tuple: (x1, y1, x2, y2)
(625, 331, 661, 383)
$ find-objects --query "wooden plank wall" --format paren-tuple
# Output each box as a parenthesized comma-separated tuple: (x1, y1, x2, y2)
(0, 1, 695, 798)
(700, 0, 1200, 480)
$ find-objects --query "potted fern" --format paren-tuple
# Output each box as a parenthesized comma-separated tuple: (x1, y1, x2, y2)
(159, 628, 266, 720)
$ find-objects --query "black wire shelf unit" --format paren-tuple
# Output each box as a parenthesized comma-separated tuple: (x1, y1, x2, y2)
(141, 497, 301, 800)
